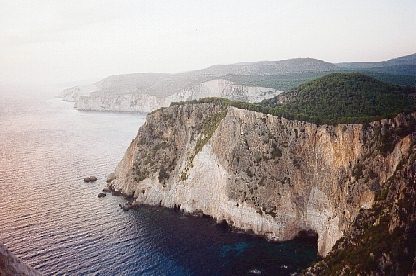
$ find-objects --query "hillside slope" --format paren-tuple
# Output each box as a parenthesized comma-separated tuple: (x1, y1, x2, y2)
(198, 58, 337, 76)
(261, 73, 416, 124)
(305, 140, 416, 275)
(61, 54, 416, 113)
(337, 53, 416, 77)
(337, 53, 416, 69)
(62, 58, 332, 112)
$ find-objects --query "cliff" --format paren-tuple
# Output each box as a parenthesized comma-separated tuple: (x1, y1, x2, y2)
(62, 54, 416, 113)
(75, 92, 164, 113)
(74, 79, 281, 112)
(108, 101, 416, 258)
(60, 83, 98, 102)
(305, 141, 416, 274)
(61, 57, 337, 112)
(0, 243, 40, 276)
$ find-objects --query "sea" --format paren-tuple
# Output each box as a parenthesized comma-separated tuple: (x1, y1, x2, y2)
(0, 90, 317, 275)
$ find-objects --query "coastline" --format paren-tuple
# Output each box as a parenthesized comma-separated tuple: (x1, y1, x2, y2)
(0, 243, 40, 276)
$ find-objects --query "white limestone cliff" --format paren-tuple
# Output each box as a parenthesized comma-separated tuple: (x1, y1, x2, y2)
(109, 102, 416, 256)
(65, 79, 282, 112)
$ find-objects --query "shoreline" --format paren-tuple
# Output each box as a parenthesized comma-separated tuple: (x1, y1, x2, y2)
(107, 184, 319, 250)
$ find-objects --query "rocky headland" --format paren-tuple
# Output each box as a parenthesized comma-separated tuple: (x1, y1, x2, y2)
(61, 54, 416, 114)
(72, 79, 282, 113)
(59, 58, 337, 113)
(106, 73, 416, 274)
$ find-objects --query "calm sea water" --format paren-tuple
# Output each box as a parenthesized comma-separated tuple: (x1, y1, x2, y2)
(0, 92, 316, 275)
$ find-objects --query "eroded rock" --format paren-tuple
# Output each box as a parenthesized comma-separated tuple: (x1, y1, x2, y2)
(106, 173, 116, 183)
(83, 176, 97, 183)
(110, 102, 416, 257)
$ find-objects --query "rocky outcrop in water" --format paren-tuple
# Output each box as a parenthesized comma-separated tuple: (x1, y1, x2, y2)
(0, 243, 40, 276)
(106, 173, 116, 184)
(108, 101, 416, 258)
(83, 176, 97, 183)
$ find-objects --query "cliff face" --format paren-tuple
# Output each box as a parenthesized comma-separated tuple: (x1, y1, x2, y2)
(109, 102, 416, 257)
(0, 244, 40, 276)
(306, 137, 416, 275)
(167, 79, 280, 103)
(75, 93, 164, 113)
(61, 84, 98, 102)
(73, 79, 281, 112)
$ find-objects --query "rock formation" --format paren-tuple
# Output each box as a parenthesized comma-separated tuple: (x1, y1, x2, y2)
(108, 101, 416, 258)
(83, 176, 97, 183)
(0, 243, 40, 276)
(61, 54, 416, 114)
(60, 83, 98, 102)
(71, 79, 281, 113)
(60, 57, 343, 113)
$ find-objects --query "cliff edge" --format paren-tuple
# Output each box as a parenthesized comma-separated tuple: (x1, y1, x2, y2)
(109, 101, 415, 257)
(73, 79, 281, 113)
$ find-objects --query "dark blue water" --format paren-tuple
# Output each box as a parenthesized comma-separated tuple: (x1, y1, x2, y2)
(0, 92, 316, 275)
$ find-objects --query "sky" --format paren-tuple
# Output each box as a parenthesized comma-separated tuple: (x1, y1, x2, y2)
(0, 0, 415, 87)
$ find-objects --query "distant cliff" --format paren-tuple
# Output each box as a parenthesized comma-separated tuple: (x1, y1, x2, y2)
(72, 79, 282, 112)
(0, 244, 40, 276)
(108, 100, 416, 260)
(60, 57, 336, 112)
(61, 83, 98, 102)
(61, 54, 416, 113)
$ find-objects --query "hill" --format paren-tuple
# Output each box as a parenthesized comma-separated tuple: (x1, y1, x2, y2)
(182, 73, 416, 124)
(337, 53, 416, 77)
(261, 73, 416, 124)
(337, 53, 416, 69)
(384, 53, 416, 66)
(63, 58, 338, 101)
(197, 58, 338, 76)
(61, 54, 416, 113)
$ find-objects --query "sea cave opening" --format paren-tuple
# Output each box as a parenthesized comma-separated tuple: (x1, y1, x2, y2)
(294, 229, 319, 248)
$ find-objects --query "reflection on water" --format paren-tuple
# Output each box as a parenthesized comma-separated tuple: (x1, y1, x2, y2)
(0, 94, 316, 275)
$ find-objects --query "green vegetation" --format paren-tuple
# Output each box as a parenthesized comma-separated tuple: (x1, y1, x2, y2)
(220, 70, 416, 91)
(364, 71, 416, 87)
(193, 109, 228, 156)
(222, 72, 327, 91)
(320, 216, 413, 275)
(316, 180, 416, 275)
(270, 143, 283, 158)
(178, 107, 228, 181)
(172, 73, 415, 125)
(263, 73, 415, 124)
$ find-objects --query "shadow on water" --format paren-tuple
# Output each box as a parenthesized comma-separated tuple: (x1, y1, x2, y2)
(125, 205, 318, 276)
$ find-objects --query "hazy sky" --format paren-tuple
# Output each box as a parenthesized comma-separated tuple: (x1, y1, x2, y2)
(1, 0, 415, 86)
